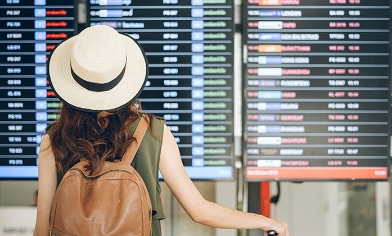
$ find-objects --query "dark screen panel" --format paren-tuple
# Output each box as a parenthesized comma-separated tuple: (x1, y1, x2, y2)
(0, 0, 78, 179)
(243, 0, 391, 180)
(88, 0, 235, 180)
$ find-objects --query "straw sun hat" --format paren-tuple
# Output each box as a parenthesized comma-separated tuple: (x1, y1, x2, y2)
(48, 25, 148, 112)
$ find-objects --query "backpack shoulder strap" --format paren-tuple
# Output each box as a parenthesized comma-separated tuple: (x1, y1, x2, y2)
(122, 115, 149, 165)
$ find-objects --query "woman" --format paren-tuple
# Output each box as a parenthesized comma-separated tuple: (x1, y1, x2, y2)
(33, 25, 289, 236)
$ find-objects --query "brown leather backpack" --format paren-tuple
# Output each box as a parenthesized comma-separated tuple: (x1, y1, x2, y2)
(49, 117, 152, 236)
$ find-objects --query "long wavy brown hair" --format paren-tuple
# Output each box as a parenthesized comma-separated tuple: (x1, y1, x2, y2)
(47, 100, 149, 175)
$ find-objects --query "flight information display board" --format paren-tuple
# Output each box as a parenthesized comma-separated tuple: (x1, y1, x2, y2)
(243, 0, 391, 180)
(0, 0, 77, 179)
(88, 0, 235, 180)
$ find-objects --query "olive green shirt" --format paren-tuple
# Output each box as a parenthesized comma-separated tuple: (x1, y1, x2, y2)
(129, 116, 165, 235)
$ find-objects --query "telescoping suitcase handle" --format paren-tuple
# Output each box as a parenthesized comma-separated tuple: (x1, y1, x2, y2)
(267, 230, 277, 236)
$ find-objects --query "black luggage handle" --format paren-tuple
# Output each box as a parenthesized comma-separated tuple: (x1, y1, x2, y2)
(267, 230, 277, 236)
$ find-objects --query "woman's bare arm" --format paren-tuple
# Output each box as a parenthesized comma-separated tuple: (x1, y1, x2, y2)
(159, 125, 289, 235)
(33, 135, 57, 236)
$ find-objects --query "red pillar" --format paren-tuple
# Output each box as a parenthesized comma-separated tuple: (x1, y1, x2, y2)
(260, 182, 271, 217)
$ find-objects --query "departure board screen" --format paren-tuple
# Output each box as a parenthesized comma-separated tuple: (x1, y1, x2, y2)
(0, 0, 77, 179)
(88, 0, 235, 180)
(243, 0, 391, 180)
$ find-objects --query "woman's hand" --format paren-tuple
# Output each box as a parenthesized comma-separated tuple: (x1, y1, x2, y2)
(263, 218, 289, 236)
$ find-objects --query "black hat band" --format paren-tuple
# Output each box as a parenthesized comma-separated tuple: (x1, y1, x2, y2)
(70, 58, 127, 92)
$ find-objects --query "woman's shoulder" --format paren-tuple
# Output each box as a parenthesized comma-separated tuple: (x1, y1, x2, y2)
(40, 134, 51, 148)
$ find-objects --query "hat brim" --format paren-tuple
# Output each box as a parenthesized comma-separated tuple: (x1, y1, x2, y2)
(48, 33, 148, 112)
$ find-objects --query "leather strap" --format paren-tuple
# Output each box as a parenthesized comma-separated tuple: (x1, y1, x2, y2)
(122, 115, 149, 165)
